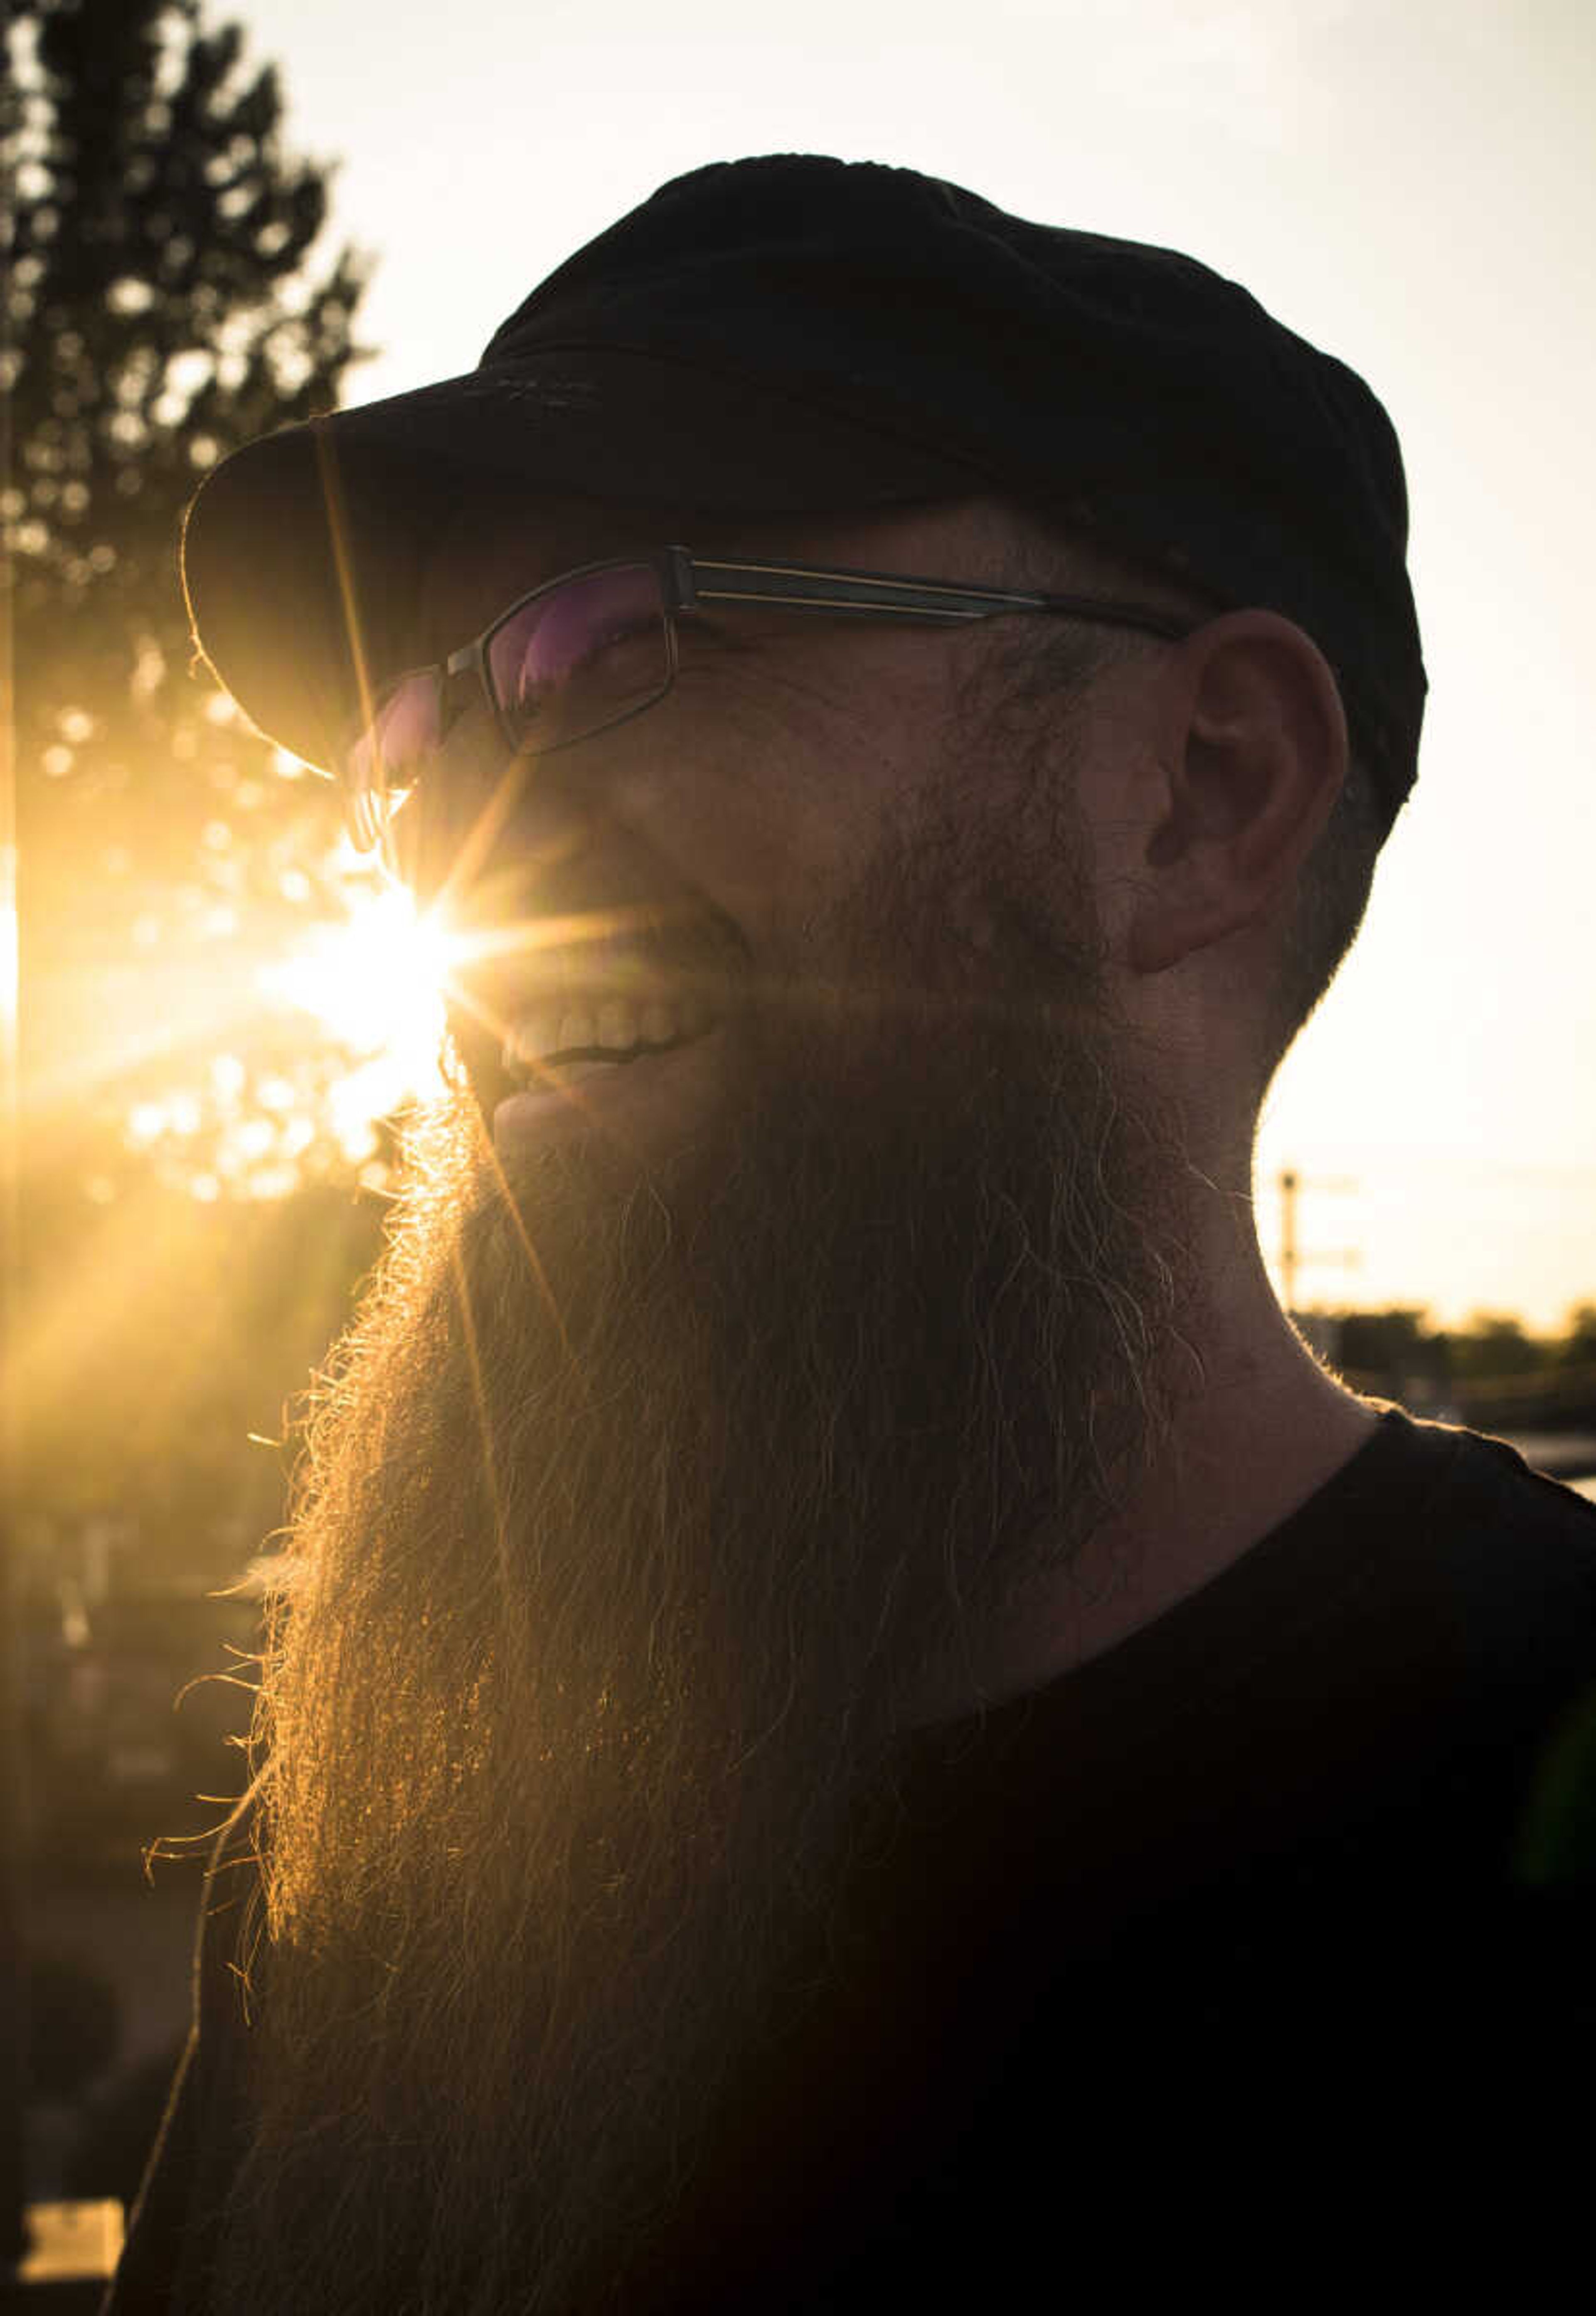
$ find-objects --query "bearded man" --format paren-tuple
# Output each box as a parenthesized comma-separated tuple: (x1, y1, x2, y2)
(108, 158, 1595, 2313)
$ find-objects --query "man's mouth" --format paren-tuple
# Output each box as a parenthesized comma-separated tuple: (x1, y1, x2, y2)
(448, 898, 750, 1140)
(499, 992, 721, 1088)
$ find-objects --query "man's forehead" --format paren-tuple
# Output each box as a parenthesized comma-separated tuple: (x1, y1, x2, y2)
(409, 488, 1020, 647)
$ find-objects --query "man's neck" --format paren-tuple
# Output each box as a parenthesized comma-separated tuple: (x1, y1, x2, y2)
(909, 1241, 1378, 1726)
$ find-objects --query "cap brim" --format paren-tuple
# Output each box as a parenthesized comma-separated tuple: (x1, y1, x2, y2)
(182, 343, 983, 773)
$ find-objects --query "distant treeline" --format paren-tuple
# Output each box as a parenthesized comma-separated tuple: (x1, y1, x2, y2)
(1321, 1305, 1596, 1428)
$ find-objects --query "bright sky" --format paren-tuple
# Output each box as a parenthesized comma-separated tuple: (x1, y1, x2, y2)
(239, 0, 1594, 1328)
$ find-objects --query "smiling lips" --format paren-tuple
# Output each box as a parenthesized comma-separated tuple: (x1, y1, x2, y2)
(452, 877, 749, 1118)
(500, 991, 721, 1085)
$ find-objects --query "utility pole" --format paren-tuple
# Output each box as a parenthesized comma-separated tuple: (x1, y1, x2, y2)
(1279, 1167, 1300, 1317)
(1275, 1167, 1360, 1348)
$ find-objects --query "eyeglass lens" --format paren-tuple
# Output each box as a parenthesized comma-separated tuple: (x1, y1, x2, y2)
(487, 562, 670, 753)
(345, 562, 672, 852)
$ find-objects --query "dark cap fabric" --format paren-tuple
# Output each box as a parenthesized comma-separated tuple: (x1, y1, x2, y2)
(182, 153, 1426, 826)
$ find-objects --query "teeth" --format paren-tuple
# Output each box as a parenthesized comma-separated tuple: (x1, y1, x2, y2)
(499, 993, 717, 1079)
(596, 999, 631, 1049)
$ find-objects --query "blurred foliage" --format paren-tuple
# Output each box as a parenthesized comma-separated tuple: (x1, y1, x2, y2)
(1329, 1304, 1596, 1404)
(3, 0, 377, 1183)
(3, 0, 404, 1592)
(1560, 1304, 1596, 1367)
(1333, 1306, 1438, 1383)
(5, 0, 365, 742)
(17, 1173, 387, 1556)
(1443, 1314, 1543, 1383)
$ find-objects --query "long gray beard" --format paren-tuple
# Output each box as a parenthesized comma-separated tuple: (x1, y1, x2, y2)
(207, 850, 1193, 2315)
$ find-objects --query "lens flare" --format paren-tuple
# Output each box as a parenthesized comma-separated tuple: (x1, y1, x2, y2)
(259, 885, 453, 1102)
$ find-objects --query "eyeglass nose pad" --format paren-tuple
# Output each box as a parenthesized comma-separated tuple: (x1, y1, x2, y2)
(439, 656, 484, 742)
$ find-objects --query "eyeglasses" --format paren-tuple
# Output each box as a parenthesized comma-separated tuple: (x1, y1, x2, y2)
(340, 547, 1197, 854)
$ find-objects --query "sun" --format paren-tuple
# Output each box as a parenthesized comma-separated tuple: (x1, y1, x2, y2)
(261, 883, 455, 1101)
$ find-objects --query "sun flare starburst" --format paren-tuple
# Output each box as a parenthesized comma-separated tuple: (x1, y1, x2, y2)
(259, 884, 455, 1105)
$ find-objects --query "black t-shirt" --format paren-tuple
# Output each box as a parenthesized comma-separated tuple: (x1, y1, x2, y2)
(106, 1409, 1596, 2311)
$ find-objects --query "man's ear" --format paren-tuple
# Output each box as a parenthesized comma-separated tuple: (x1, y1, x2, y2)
(1127, 610, 1349, 976)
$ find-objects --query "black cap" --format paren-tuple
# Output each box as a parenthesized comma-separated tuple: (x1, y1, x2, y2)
(183, 153, 1425, 828)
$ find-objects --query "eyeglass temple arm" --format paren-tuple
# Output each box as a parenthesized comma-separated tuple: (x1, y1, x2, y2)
(679, 554, 1194, 641)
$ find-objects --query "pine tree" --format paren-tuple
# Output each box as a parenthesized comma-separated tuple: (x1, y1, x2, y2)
(5, 0, 365, 767)
(2, 0, 372, 1178)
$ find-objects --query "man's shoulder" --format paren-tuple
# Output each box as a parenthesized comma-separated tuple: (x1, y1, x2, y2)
(1317, 1407, 1596, 1884)
(1339, 1399, 1596, 1526)
(1393, 1403, 1596, 1528)
(1372, 1406, 1596, 1681)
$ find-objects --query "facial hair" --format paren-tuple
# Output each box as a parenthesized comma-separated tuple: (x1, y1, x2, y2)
(207, 806, 1196, 2316)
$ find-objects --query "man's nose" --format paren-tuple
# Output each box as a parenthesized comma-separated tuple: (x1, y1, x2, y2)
(390, 707, 598, 907)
